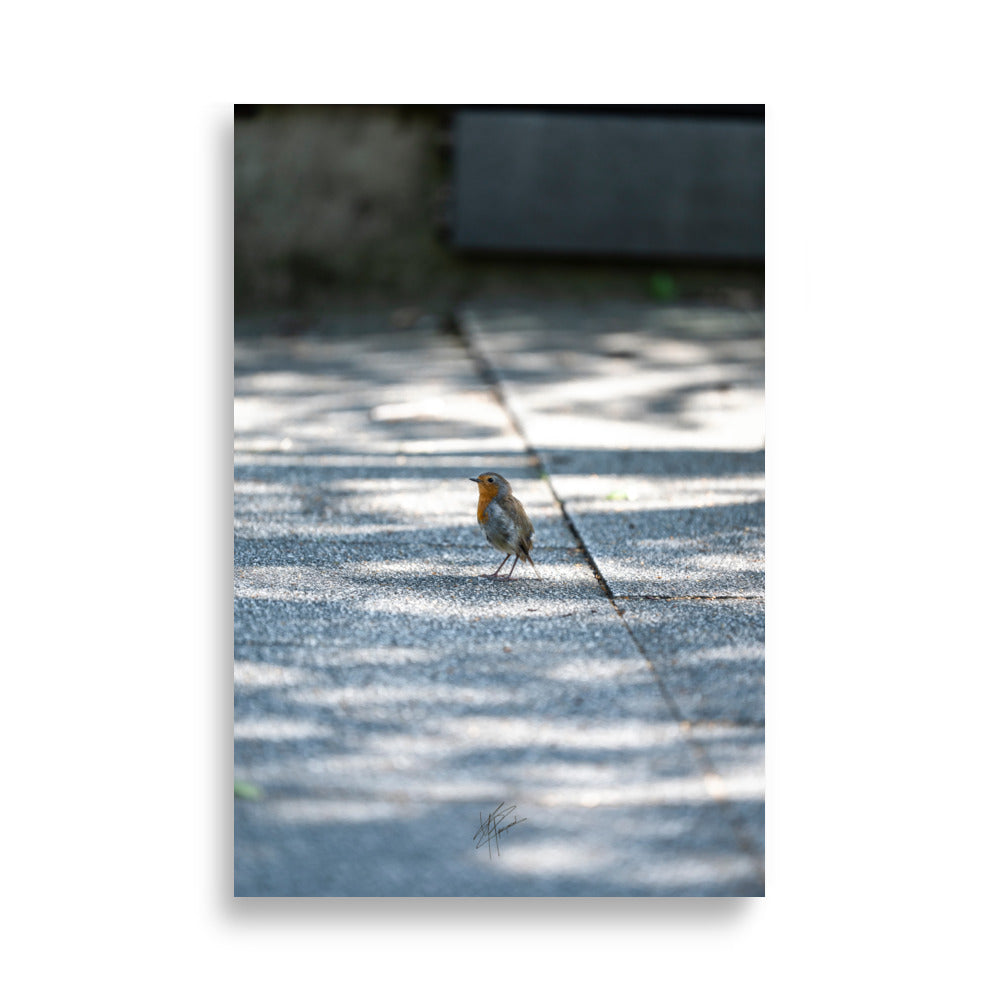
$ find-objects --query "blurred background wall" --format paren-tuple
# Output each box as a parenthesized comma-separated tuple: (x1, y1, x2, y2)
(234, 105, 764, 317)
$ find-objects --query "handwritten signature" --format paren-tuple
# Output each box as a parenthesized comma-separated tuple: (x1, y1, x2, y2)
(474, 801, 526, 858)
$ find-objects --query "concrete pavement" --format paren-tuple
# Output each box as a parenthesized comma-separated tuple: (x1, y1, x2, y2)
(234, 300, 764, 895)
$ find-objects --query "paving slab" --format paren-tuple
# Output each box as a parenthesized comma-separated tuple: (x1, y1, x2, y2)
(462, 300, 766, 874)
(234, 307, 764, 896)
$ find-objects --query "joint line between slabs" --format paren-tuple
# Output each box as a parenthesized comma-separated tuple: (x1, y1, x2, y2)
(449, 310, 616, 596)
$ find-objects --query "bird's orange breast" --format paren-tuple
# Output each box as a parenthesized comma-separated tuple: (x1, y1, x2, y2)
(475, 482, 500, 523)
(477, 493, 492, 524)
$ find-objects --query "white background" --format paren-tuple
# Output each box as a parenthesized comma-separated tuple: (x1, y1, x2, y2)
(3, 5, 997, 996)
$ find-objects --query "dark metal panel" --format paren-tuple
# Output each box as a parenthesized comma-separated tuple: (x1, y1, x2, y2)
(451, 109, 764, 260)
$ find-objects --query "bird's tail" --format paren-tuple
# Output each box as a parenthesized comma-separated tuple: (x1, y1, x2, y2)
(522, 548, 542, 580)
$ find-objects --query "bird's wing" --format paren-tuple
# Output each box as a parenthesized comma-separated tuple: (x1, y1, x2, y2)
(512, 498, 534, 551)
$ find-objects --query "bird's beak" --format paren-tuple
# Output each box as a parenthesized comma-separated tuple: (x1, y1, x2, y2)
(468, 478, 478, 483)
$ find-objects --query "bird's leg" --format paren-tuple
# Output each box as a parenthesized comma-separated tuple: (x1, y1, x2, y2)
(505, 555, 521, 579)
(488, 554, 511, 577)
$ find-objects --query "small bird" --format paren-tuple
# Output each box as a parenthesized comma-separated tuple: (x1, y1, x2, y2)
(469, 472, 542, 580)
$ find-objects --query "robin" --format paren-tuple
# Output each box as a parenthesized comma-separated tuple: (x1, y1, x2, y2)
(469, 472, 542, 580)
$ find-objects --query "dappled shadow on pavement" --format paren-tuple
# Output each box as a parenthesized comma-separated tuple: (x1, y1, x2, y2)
(234, 533, 763, 895)
(234, 316, 764, 896)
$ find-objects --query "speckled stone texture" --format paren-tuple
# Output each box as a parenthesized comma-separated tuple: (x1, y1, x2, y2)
(235, 304, 764, 896)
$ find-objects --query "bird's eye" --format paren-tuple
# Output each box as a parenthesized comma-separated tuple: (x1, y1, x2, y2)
(487, 477, 494, 483)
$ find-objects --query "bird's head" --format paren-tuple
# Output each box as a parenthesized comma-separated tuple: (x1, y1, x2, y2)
(468, 472, 510, 501)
